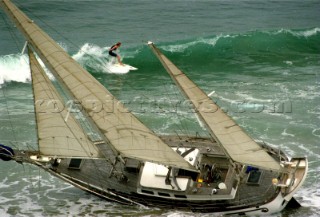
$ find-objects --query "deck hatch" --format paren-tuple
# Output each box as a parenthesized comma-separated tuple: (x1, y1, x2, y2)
(246, 170, 263, 185)
(68, 158, 83, 169)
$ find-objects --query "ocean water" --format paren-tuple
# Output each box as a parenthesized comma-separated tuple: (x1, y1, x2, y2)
(0, 0, 320, 216)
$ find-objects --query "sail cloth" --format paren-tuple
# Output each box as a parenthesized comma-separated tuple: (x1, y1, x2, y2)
(29, 49, 101, 158)
(148, 42, 280, 171)
(2, 0, 197, 172)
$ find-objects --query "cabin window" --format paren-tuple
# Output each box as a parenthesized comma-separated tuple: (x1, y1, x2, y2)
(246, 170, 263, 185)
(158, 192, 170, 197)
(124, 158, 141, 173)
(141, 190, 154, 195)
(68, 159, 82, 169)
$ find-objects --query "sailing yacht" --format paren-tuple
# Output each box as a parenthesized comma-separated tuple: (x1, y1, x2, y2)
(0, 0, 307, 215)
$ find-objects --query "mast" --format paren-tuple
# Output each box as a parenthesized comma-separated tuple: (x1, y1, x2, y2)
(148, 42, 280, 171)
(1, 0, 197, 172)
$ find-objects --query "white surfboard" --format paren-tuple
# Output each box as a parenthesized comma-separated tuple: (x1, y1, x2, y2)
(108, 63, 138, 74)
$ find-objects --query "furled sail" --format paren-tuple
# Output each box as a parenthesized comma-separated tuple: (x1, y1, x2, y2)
(29, 48, 101, 158)
(148, 42, 280, 171)
(2, 0, 196, 171)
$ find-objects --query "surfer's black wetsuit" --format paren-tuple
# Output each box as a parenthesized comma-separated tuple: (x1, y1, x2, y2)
(109, 45, 118, 57)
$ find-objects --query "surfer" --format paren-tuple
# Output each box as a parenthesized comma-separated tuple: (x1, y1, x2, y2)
(109, 42, 123, 65)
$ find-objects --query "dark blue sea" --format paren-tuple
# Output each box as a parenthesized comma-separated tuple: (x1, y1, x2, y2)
(0, 0, 319, 216)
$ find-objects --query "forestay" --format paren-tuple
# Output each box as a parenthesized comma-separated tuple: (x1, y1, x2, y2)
(2, 0, 196, 172)
(148, 42, 280, 171)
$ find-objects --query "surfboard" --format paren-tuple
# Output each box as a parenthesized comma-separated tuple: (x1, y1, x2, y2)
(119, 63, 137, 70)
(108, 63, 138, 74)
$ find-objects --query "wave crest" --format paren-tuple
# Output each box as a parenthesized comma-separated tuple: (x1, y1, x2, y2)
(0, 54, 30, 87)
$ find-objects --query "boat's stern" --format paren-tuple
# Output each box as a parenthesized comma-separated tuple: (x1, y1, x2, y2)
(279, 157, 308, 200)
(257, 157, 308, 215)
(224, 157, 308, 216)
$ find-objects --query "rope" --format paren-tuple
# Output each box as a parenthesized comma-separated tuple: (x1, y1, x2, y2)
(1, 85, 19, 147)
(0, 13, 23, 52)
(13, 2, 82, 53)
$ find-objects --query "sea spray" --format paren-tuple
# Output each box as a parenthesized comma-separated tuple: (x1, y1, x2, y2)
(0, 54, 30, 86)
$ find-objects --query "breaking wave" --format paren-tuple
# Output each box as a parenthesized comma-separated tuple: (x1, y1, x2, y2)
(1, 27, 319, 86)
(0, 54, 30, 87)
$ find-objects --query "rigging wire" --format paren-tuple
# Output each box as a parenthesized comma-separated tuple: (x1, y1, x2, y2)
(5, 1, 209, 147)
(29, 50, 116, 165)
(10, 1, 141, 116)
(1, 4, 109, 158)
(13, 1, 82, 53)
(0, 12, 24, 53)
(1, 10, 35, 150)
(161, 81, 192, 137)
(5, 2, 120, 171)
(1, 84, 19, 149)
(2, 0, 131, 196)
(2, 13, 112, 172)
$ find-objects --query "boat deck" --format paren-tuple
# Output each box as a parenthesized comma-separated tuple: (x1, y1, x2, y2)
(13, 135, 281, 212)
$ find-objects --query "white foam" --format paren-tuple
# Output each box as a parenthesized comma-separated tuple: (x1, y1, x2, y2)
(275, 27, 320, 37)
(215, 92, 294, 116)
(104, 62, 131, 74)
(0, 52, 58, 87)
(284, 60, 293, 65)
(72, 43, 132, 74)
(297, 143, 320, 159)
(294, 86, 320, 100)
(0, 54, 30, 86)
(297, 184, 320, 209)
(281, 128, 295, 137)
(161, 35, 222, 53)
(72, 43, 106, 61)
(295, 27, 320, 37)
(312, 129, 320, 138)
